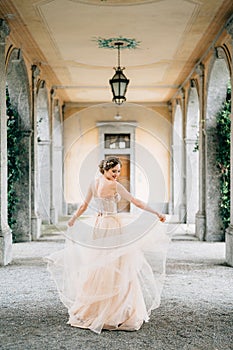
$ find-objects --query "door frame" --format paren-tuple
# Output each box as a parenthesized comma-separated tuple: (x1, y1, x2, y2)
(96, 121, 137, 211)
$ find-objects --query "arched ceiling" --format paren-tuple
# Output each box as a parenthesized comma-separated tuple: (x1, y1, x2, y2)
(0, 0, 233, 105)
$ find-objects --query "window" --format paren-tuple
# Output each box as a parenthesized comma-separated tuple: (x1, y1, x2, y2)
(104, 133, 130, 149)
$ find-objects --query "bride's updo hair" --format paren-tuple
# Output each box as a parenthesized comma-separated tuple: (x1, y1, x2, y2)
(99, 157, 122, 174)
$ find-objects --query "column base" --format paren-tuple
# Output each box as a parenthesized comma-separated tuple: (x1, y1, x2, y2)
(226, 225, 233, 267)
(14, 224, 32, 242)
(179, 204, 186, 223)
(0, 227, 12, 266)
(50, 207, 58, 224)
(168, 200, 173, 215)
(31, 215, 42, 241)
(195, 212, 206, 241)
(62, 198, 68, 216)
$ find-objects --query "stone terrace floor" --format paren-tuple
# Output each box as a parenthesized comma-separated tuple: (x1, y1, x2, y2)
(0, 218, 233, 350)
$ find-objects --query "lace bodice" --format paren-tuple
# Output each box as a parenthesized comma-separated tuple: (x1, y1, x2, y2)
(94, 193, 121, 215)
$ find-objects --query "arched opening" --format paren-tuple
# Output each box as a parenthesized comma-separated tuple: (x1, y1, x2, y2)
(205, 56, 230, 241)
(173, 104, 183, 219)
(6, 48, 32, 242)
(186, 84, 199, 224)
(37, 82, 51, 223)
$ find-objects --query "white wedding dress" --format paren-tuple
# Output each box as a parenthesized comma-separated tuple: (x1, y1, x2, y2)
(46, 192, 170, 334)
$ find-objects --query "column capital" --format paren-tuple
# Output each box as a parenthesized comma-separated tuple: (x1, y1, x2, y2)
(195, 63, 204, 78)
(0, 19, 10, 45)
(175, 97, 181, 106)
(168, 101, 172, 113)
(50, 88, 56, 99)
(31, 65, 40, 79)
(190, 78, 196, 88)
(215, 46, 225, 60)
(180, 87, 185, 100)
(226, 16, 233, 38)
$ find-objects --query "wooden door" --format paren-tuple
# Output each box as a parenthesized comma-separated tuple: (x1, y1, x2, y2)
(105, 154, 130, 212)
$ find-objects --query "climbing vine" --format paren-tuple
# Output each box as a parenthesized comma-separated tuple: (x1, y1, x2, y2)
(6, 86, 23, 241)
(216, 85, 231, 233)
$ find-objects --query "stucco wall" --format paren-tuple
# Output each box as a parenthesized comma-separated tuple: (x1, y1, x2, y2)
(64, 103, 171, 211)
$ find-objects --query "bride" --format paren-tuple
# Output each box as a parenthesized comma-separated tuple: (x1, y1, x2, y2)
(46, 156, 170, 334)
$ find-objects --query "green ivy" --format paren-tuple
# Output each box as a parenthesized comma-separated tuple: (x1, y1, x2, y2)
(216, 85, 231, 233)
(6, 87, 23, 242)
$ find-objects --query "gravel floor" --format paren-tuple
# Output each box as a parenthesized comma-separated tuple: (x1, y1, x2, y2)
(0, 231, 233, 350)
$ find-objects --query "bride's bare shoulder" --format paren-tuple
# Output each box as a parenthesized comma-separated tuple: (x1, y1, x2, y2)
(95, 177, 116, 196)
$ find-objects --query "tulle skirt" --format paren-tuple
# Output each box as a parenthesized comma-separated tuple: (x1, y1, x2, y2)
(45, 212, 170, 334)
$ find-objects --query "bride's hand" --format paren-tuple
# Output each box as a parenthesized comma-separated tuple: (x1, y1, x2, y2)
(158, 214, 166, 222)
(68, 215, 76, 227)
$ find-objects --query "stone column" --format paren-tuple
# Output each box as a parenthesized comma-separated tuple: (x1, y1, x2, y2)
(225, 17, 233, 266)
(195, 63, 206, 240)
(179, 89, 186, 223)
(168, 102, 174, 215)
(172, 99, 183, 218)
(62, 104, 68, 215)
(49, 89, 58, 224)
(14, 130, 32, 242)
(53, 100, 65, 217)
(31, 65, 41, 240)
(185, 138, 198, 224)
(0, 20, 12, 265)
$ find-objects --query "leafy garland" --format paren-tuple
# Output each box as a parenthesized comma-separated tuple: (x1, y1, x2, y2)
(6, 86, 23, 242)
(216, 85, 231, 233)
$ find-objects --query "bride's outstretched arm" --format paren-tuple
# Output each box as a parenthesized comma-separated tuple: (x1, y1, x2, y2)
(68, 185, 93, 227)
(116, 182, 166, 222)
(131, 197, 166, 222)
